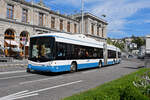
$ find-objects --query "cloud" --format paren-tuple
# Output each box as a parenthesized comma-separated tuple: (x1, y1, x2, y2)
(144, 20, 150, 23)
(88, 0, 150, 37)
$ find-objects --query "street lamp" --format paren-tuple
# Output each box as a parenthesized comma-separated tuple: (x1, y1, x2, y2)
(81, 0, 84, 34)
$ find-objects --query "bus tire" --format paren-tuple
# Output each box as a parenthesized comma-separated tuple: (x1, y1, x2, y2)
(71, 62, 77, 72)
(98, 61, 102, 68)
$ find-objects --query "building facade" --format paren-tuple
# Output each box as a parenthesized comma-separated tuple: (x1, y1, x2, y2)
(0, 0, 108, 58)
(72, 13, 107, 41)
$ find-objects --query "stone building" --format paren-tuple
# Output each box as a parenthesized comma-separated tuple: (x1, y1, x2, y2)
(0, 0, 108, 58)
(72, 13, 108, 42)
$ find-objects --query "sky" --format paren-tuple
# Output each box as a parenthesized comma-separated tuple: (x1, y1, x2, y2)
(26, 0, 150, 39)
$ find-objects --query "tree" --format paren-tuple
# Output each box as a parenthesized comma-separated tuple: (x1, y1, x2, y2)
(107, 38, 125, 51)
(107, 38, 113, 45)
(132, 37, 145, 49)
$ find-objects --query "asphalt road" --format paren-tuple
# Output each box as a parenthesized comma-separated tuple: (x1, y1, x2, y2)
(0, 59, 145, 100)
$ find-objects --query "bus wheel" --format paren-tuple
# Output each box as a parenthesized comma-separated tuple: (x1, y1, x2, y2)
(98, 61, 102, 68)
(71, 62, 77, 72)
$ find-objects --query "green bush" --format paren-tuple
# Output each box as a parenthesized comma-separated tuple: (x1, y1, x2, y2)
(120, 85, 149, 100)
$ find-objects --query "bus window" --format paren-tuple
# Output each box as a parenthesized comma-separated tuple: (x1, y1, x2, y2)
(56, 42, 67, 60)
(93, 48, 98, 58)
(108, 50, 116, 58)
(40, 45, 51, 58)
(29, 37, 54, 62)
(32, 45, 38, 58)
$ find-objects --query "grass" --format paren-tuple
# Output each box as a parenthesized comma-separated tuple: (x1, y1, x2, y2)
(63, 68, 150, 100)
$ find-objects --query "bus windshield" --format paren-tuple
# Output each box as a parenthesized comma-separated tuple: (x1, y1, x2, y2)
(29, 37, 55, 62)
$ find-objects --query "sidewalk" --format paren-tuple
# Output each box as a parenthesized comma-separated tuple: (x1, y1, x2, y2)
(0, 59, 27, 72)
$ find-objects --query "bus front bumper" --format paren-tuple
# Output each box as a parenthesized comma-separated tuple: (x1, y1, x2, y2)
(27, 64, 71, 72)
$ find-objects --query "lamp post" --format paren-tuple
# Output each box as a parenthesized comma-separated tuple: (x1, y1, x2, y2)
(81, 0, 84, 34)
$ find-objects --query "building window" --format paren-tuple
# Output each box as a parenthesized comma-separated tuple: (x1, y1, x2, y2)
(39, 13, 44, 26)
(91, 24, 94, 35)
(67, 22, 70, 32)
(7, 4, 14, 19)
(60, 19, 63, 31)
(102, 28, 104, 37)
(74, 24, 77, 33)
(51, 17, 55, 29)
(97, 27, 99, 36)
(4, 29, 15, 40)
(22, 8, 28, 23)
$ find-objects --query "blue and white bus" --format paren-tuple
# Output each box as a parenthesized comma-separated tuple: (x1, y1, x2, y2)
(27, 33, 121, 73)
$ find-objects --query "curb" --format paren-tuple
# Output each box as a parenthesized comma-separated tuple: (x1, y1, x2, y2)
(0, 64, 27, 67)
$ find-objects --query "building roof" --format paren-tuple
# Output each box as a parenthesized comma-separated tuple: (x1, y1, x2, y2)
(146, 35, 150, 37)
(11, 0, 78, 22)
(72, 12, 108, 25)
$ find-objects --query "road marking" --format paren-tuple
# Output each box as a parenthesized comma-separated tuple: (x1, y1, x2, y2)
(0, 70, 25, 75)
(20, 76, 63, 85)
(0, 90, 38, 100)
(24, 80, 83, 94)
(0, 80, 83, 100)
(11, 93, 38, 100)
(0, 74, 35, 80)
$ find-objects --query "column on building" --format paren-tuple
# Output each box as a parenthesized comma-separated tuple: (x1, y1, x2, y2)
(91, 23, 94, 35)
(0, 0, 7, 18)
(43, 14, 48, 28)
(56, 16, 59, 30)
(84, 17, 88, 34)
(87, 19, 91, 35)
(98, 24, 102, 37)
(47, 14, 51, 29)
(102, 25, 107, 38)
(94, 22, 97, 36)
(28, 7, 33, 25)
(63, 19, 67, 32)
(96, 24, 100, 36)
(73, 22, 78, 33)
(70, 21, 74, 33)
(34, 9, 38, 26)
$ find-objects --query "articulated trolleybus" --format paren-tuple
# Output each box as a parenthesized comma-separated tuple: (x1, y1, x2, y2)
(27, 33, 121, 73)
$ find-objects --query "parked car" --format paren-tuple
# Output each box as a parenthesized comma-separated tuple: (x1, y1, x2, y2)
(128, 55, 133, 58)
(138, 54, 145, 59)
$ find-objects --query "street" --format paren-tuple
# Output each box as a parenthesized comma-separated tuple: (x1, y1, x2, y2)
(0, 59, 145, 100)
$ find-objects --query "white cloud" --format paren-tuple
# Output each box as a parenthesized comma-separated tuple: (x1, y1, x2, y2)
(144, 20, 150, 23)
